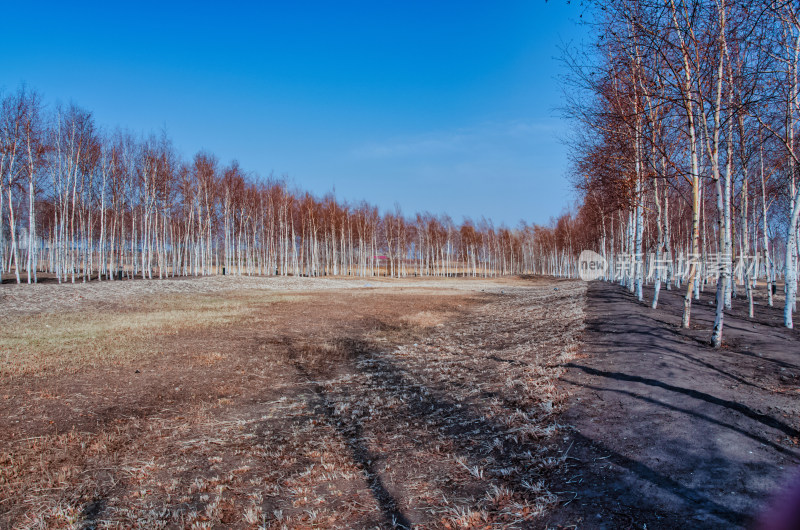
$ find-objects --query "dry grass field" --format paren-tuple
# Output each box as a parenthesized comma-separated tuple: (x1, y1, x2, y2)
(0, 276, 586, 528)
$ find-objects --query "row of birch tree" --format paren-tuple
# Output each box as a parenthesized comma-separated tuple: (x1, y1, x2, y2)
(0, 88, 573, 284)
(562, 0, 800, 340)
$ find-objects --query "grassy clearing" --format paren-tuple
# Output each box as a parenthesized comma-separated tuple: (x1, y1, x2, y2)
(0, 292, 299, 376)
(0, 277, 585, 528)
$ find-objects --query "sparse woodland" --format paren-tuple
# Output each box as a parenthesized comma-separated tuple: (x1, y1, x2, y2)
(0, 91, 574, 287)
(561, 0, 800, 340)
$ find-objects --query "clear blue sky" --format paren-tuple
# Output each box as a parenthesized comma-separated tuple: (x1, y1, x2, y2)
(0, 1, 587, 227)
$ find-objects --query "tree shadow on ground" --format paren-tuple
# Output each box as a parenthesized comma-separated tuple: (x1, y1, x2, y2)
(547, 281, 800, 529)
(565, 363, 800, 439)
(561, 430, 750, 526)
(292, 330, 763, 528)
(562, 377, 800, 458)
(297, 363, 413, 528)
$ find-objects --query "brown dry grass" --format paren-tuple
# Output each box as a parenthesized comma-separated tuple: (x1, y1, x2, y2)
(0, 276, 585, 528)
(0, 292, 301, 375)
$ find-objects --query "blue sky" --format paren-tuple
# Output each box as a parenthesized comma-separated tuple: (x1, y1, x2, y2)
(0, 1, 587, 226)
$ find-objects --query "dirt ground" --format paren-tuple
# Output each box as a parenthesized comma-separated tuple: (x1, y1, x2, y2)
(3, 275, 797, 529)
(545, 281, 800, 529)
(0, 275, 585, 528)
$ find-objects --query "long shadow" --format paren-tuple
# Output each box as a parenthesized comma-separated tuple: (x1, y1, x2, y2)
(628, 309, 799, 367)
(562, 377, 800, 458)
(283, 283, 767, 527)
(631, 283, 799, 340)
(294, 363, 412, 529)
(717, 347, 800, 372)
(318, 349, 753, 527)
(592, 324, 772, 392)
(565, 363, 800, 439)
(565, 431, 750, 525)
(308, 352, 574, 521)
(585, 289, 800, 383)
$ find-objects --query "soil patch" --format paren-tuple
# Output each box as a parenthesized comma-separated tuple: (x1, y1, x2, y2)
(545, 281, 800, 529)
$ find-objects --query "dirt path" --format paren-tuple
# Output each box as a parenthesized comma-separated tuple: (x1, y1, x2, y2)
(545, 281, 800, 529)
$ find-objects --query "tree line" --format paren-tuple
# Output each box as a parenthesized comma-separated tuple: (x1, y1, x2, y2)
(560, 0, 800, 339)
(0, 88, 574, 285)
